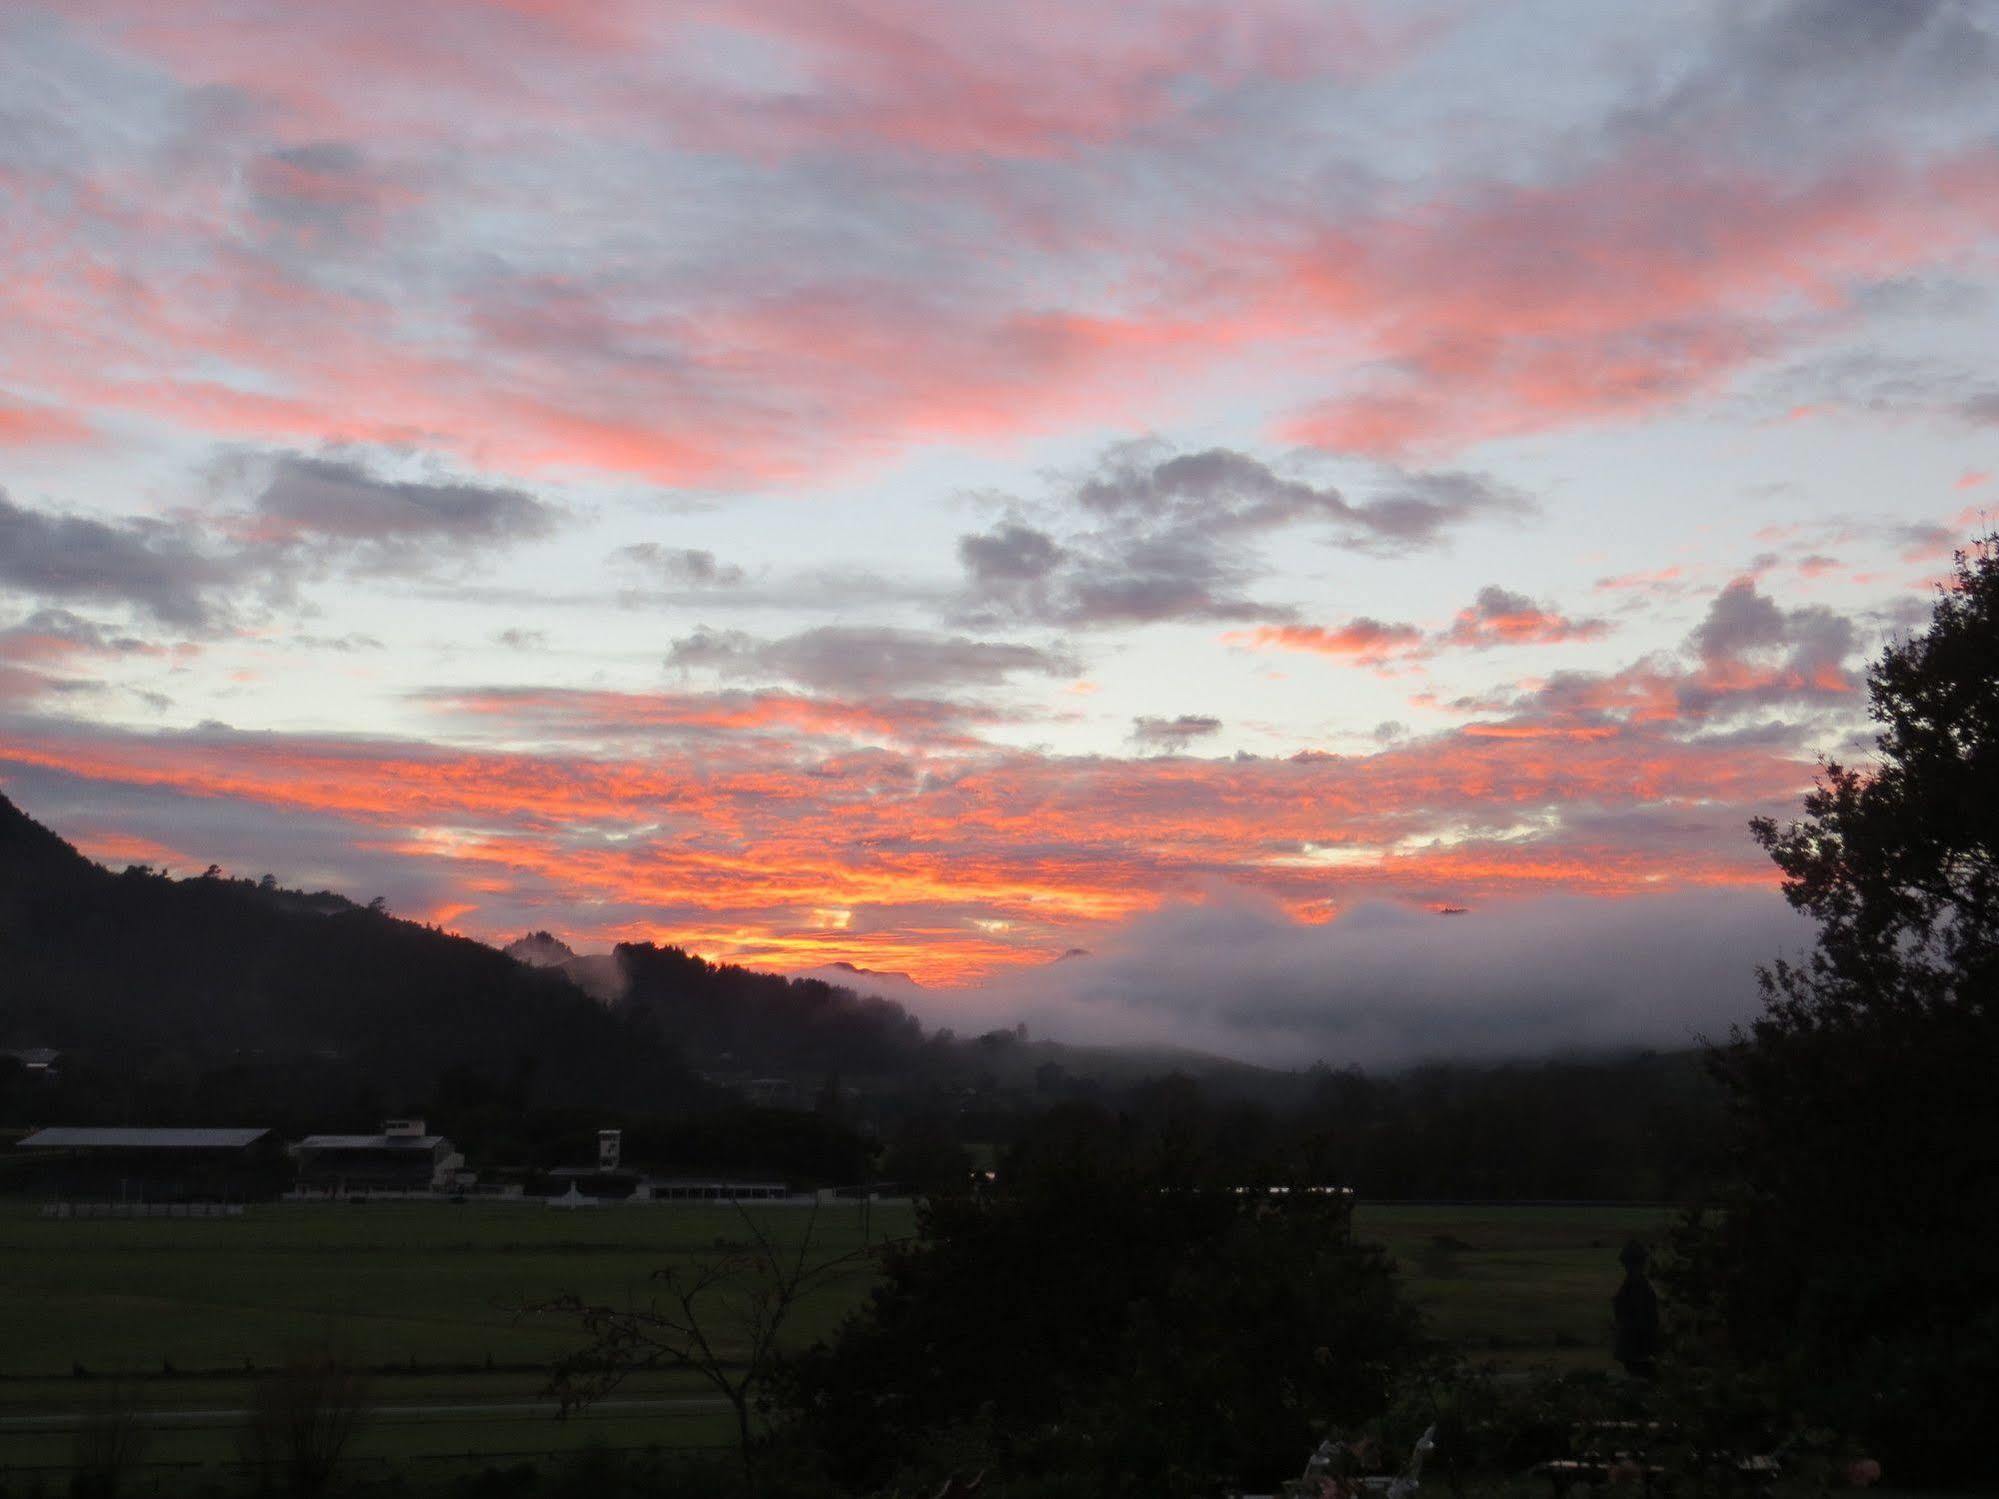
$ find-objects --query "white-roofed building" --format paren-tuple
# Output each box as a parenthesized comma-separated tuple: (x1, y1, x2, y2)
(294, 1119, 459, 1193)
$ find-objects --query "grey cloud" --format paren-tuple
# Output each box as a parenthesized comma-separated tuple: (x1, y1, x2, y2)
(1074, 446, 1526, 552)
(240, 141, 413, 247)
(251, 453, 558, 557)
(1354, 472, 1534, 549)
(1850, 276, 1989, 322)
(1130, 714, 1223, 749)
(1061, 547, 1272, 626)
(1693, 578, 1854, 688)
(1468, 585, 1534, 618)
(0, 487, 237, 629)
(1758, 351, 1999, 431)
(958, 445, 1525, 630)
(1691, 578, 1790, 660)
(1075, 447, 1351, 531)
(0, 609, 153, 706)
(614, 543, 746, 588)
(1958, 391, 1999, 426)
(956, 888, 1810, 1068)
(0, 449, 563, 634)
(958, 523, 1065, 584)
(291, 631, 384, 652)
(667, 625, 1080, 696)
(495, 628, 547, 650)
(1631, 0, 1999, 161)
(7, 609, 152, 655)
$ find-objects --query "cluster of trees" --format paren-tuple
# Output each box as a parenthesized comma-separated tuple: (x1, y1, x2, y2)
(865, 1050, 1722, 1204)
(611, 943, 933, 1079)
(1669, 540, 1999, 1481)
(779, 1176, 1418, 1497)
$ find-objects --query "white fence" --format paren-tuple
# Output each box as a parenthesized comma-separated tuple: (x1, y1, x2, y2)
(39, 1202, 247, 1219)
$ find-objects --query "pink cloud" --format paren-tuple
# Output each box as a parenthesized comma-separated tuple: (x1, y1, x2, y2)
(11, 7, 1998, 485)
(1272, 147, 1999, 457)
(1441, 587, 1609, 649)
(0, 393, 90, 447)
(1224, 619, 1425, 668)
(1595, 564, 1688, 597)
(1230, 588, 1607, 668)
(61, 1, 1431, 160)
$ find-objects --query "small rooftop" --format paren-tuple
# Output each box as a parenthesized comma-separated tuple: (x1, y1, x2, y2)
(17, 1127, 271, 1151)
(297, 1134, 447, 1151)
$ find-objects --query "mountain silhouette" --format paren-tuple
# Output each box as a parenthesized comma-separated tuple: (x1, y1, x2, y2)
(0, 790, 687, 1108)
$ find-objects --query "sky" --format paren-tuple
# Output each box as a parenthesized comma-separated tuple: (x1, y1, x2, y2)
(1, 0, 1994, 1064)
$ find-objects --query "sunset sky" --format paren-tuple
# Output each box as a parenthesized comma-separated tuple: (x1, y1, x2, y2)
(2, 0, 1993, 1061)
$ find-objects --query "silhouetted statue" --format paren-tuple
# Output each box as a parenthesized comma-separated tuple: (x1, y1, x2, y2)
(1612, 1239, 1659, 1378)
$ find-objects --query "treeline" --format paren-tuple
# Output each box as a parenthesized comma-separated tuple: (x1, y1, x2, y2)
(612, 941, 936, 1077)
(1298, 1051, 1718, 1200)
(969, 1051, 1720, 1201)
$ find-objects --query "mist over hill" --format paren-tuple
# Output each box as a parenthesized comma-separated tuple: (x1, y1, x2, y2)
(1, 789, 1727, 1197)
(0, 790, 1270, 1106)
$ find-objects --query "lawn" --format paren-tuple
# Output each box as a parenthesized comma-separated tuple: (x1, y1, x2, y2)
(0, 1198, 1666, 1476)
(1356, 1202, 1674, 1367)
(0, 1198, 904, 1379)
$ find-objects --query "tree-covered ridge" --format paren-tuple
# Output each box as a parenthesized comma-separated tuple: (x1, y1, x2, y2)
(2, 788, 1726, 1205)
(0, 791, 689, 1110)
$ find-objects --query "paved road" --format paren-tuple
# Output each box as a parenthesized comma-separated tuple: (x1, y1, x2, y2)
(0, 1395, 729, 1432)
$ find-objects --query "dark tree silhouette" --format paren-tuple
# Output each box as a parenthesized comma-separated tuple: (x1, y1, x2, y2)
(238, 1351, 371, 1498)
(1749, 541, 1998, 1016)
(1675, 539, 1999, 1480)
(532, 1203, 881, 1486)
(781, 1158, 1418, 1496)
(69, 1380, 150, 1499)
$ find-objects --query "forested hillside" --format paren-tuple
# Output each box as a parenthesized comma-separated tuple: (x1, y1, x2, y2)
(0, 791, 691, 1114)
(2, 791, 1721, 1199)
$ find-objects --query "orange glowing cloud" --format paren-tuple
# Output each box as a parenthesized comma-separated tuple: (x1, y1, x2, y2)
(0, 682, 1814, 984)
(1226, 619, 1424, 667)
(1441, 587, 1609, 649)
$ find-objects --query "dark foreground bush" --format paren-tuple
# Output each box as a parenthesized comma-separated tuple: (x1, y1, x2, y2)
(777, 1172, 1421, 1497)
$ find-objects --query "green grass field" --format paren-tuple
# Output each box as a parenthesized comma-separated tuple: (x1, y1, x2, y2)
(0, 1199, 1668, 1478)
(1357, 1202, 1672, 1365)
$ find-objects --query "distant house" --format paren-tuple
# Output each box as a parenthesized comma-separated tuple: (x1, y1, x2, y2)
(294, 1118, 459, 1194)
(12, 1126, 285, 1201)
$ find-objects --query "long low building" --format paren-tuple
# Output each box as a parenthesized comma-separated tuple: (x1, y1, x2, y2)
(294, 1119, 458, 1193)
(13, 1126, 286, 1201)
